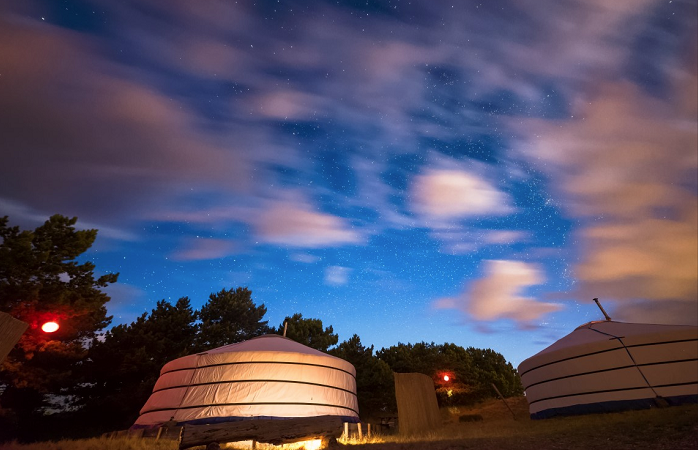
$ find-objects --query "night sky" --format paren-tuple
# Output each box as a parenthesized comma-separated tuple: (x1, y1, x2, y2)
(1, 0, 696, 366)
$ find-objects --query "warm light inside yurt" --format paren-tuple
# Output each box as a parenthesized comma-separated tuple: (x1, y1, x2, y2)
(133, 334, 359, 428)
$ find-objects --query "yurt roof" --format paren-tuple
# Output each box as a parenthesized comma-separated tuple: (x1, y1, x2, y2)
(159, 334, 356, 376)
(205, 334, 332, 356)
(519, 321, 698, 375)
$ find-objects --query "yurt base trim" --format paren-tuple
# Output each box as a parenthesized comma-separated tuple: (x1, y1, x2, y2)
(528, 381, 698, 406)
(131, 414, 360, 430)
(140, 402, 360, 418)
(530, 393, 698, 419)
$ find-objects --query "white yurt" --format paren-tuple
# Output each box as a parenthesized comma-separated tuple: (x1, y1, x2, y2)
(133, 335, 359, 428)
(518, 320, 698, 419)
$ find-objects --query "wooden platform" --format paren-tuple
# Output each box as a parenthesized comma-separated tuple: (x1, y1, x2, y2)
(179, 416, 344, 449)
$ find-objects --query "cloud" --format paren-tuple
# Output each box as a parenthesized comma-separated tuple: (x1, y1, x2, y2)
(434, 260, 562, 324)
(485, 230, 528, 245)
(255, 201, 362, 248)
(102, 282, 149, 326)
(412, 169, 513, 220)
(289, 253, 322, 264)
(0, 0, 670, 243)
(171, 238, 237, 261)
(150, 191, 363, 250)
(432, 229, 529, 255)
(324, 266, 351, 286)
(0, 198, 138, 242)
(253, 90, 324, 120)
(516, 66, 698, 323)
(0, 16, 247, 226)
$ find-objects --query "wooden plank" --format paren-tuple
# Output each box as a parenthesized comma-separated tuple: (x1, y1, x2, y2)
(179, 416, 344, 449)
(0, 312, 28, 364)
(394, 372, 441, 435)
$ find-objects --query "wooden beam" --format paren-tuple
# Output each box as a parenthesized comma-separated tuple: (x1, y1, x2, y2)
(0, 312, 28, 364)
(179, 416, 344, 449)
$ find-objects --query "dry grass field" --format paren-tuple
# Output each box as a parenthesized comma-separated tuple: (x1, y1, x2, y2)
(1, 398, 696, 450)
(345, 397, 698, 450)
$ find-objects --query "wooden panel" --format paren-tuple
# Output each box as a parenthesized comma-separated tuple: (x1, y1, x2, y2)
(393, 372, 441, 435)
(179, 415, 343, 449)
(0, 312, 28, 364)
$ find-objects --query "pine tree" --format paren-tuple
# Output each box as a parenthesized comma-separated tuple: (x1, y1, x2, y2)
(0, 215, 117, 440)
(278, 313, 338, 352)
(330, 334, 395, 419)
(81, 297, 197, 432)
(196, 287, 270, 350)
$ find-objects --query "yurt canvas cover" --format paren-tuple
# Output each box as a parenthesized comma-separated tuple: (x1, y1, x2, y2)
(518, 321, 698, 419)
(134, 335, 359, 428)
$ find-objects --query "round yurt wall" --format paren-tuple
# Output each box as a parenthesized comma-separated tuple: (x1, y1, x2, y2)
(133, 335, 359, 428)
(518, 321, 698, 419)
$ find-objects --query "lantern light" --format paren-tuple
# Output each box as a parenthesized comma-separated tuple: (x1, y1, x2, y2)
(443, 375, 450, 382)
(41, 321, 59, 333)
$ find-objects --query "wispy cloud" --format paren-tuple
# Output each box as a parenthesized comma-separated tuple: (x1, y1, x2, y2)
(434, 260, 562, 325)
(411, 168, 513, 220)
(433, 229, 529, 255)
(289, 253, 322, 264)
(516, 67, 698, 323)
(255, 200, 362, 248)
(0, 15, 247, 226)
(171, 238, 238, 261)
(324, 266, 351, 286)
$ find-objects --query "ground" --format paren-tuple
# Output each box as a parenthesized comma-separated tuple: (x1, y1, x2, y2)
(0, 398, 696, 449)
(342, 397, 698, 450)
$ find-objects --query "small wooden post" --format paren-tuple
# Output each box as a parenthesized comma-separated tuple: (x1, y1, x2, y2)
(491, 383, 516, 420)
(343, 422, 348, 440)
(156, 427, 164, 441)
(357, 423, 362, 440)
(367, 423, 371, 438)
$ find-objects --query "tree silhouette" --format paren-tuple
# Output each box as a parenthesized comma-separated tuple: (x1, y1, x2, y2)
(0, 215, 118, 440)
(377, 341, 522, 405)
(330, 334, 396, 419)
(277, 313, 338, 352)
(81, 297, 197, 432)
(196, 287, 270, 350)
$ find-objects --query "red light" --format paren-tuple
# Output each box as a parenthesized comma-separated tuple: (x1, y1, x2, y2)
(41, 321, 59, 333)
(443, 375, 450, 382)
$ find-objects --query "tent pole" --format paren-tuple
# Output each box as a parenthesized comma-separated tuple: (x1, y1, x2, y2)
(593, 298, 612, 321)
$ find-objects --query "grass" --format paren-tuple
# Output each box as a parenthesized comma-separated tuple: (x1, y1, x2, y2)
(343, 397, 698, 450)
(1, 398, 696, 450)
(0, 436, 180, 450)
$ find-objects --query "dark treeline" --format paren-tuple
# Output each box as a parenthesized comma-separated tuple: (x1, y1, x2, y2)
(0, 215, 522, 443)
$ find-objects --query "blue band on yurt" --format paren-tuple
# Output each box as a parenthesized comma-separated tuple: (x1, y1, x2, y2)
(130, 414, 361, 429)
(530, 394, 698, 420)
(140, 401, 360, 417)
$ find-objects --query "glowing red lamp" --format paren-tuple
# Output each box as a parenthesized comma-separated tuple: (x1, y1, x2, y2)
(443, 375, 450, 382)
(41, 321, 59, 333)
